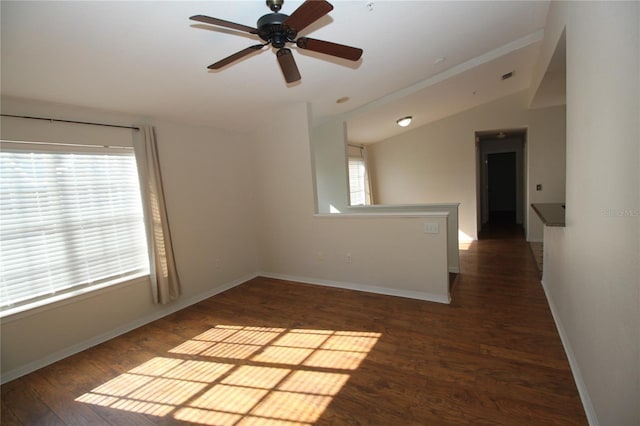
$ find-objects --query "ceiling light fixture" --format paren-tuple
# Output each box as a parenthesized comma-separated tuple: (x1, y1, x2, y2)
(396, 116, 412, 127)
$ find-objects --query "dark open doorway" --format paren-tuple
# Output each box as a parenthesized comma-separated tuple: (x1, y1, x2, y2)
(476, 129, 526, 239)
(488, 151, 517, 224)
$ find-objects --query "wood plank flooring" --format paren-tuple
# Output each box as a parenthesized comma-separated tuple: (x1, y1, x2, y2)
(1, 232, 587, 425)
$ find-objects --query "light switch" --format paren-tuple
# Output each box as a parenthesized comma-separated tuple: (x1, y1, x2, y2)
(424, 223, 440, 234)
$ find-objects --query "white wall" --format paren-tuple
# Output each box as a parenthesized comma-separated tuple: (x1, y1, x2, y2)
(366, 91, 566, 241)
(310, 117, 460, 272)
(150, 120, 259, 290)
(0, 97, 259, 379)
(310, 119, 349, 213)
(1, 98, 451, 380)
(0, 97, 138, 147)
(527, 105, 566, 241)
(533, 2, 639, 425)
(252, 103, 450, 303)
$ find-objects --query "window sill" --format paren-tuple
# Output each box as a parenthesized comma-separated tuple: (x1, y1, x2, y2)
(0, 273, 150, 323)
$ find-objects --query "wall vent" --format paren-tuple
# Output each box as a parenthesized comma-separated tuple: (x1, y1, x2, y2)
(501, 71, 514, 80)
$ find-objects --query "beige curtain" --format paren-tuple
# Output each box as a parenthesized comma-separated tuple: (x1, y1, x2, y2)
(134, 125, 181, 304)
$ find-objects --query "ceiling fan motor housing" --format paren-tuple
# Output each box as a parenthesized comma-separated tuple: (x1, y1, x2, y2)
(257, 13, 296, 48)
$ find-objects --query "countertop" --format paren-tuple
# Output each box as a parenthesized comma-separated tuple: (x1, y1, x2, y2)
(531, 203, 566, 227)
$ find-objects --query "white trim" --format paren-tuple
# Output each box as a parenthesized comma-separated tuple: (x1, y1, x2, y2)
(259, 272, 451, 305)
(0, 273, 257, 385)
(314, 212, 450, 219)
(349, 203, 461, 208)
(541, 279, 600, 426)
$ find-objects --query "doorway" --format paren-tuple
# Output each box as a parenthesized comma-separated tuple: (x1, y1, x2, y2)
(476, 130, 526, 238)
(488, 152, 517, 224)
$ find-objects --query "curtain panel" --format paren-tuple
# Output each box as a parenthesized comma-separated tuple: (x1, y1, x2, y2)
(134, 125, 181, 304)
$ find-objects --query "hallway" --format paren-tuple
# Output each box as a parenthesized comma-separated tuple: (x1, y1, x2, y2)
(449, 226, 587, 422)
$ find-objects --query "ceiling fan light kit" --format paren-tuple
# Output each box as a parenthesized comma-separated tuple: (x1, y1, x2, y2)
(190, 0, 363, 84)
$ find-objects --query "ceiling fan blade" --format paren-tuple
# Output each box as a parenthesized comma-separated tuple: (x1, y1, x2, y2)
(190, 15, 257, 34)
(207, 45, 265, 69)
(276, 48, 301, 83)
(284, 0, 333, 34)
(296, 37, 363, 61)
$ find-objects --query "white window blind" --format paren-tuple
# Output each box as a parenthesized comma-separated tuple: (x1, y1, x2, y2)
(348, 145, 371, 206)
(0, 146, 149, 315)
(348, 157, 367, 205)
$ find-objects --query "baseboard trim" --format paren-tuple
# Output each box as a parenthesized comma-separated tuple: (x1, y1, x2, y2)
(541, 279, 599, 426)
(0, 273, 257, 385)
(259, 272, 451, 304)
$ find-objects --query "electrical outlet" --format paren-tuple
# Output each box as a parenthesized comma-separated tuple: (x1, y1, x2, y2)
(317, 251, 324, 261)
(346, 253, 352, 264)
(536, 184, 542, 191)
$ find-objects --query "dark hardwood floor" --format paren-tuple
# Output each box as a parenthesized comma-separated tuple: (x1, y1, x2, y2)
(478, 211, 523, 240)
(1, 232, 587, 425)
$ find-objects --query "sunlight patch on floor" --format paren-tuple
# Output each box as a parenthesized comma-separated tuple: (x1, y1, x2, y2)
(76, 325, 381, 425)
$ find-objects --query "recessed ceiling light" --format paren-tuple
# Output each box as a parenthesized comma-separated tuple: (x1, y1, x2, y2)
(336, 96, 350, 104)
(396, 116, 412, 127)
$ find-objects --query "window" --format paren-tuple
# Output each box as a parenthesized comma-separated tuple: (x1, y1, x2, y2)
(347, 145, 371, 206)
(0, 144, 149, 315)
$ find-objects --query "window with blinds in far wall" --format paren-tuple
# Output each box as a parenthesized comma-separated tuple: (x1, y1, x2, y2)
(0, 143, 149, 316)
(347, 144, 372, 206)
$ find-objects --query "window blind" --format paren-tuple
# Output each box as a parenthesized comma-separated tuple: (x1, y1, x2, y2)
(348, 156, 367, 206)
(348, 145, 371, 206)
(0, 148, 149, 314)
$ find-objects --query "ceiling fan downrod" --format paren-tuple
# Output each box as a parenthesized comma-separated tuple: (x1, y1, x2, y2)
(267, 0, 284, 12)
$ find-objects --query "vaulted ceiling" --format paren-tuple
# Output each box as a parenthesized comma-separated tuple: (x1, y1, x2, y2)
(1, 1, 551, 141)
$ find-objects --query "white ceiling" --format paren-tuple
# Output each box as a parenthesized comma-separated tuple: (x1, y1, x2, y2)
(1, 1, 551, 139)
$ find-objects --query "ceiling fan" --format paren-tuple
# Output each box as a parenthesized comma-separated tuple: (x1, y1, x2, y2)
(190, 0, 363, 84)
